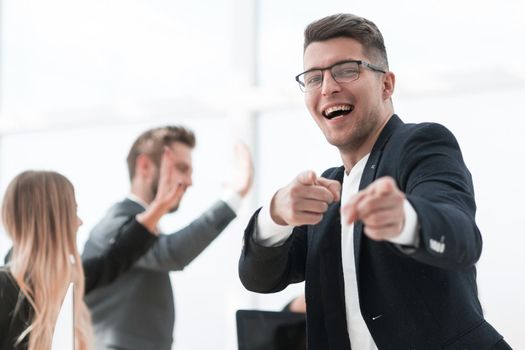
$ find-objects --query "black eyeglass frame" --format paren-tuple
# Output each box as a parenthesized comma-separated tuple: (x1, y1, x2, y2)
(295, 59, 387, 92)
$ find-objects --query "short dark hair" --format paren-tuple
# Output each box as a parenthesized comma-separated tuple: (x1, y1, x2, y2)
(304, 13, 388, 69)
(126, 126, 196, 180)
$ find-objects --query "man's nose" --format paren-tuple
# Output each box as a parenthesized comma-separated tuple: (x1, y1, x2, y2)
(186, 175, 193, 187)
(321, 70, 342, 95)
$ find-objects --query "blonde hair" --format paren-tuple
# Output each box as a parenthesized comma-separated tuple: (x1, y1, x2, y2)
(1, 170, 93, 350)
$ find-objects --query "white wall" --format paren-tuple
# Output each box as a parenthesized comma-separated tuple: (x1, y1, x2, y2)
(0, 0, 524, 348)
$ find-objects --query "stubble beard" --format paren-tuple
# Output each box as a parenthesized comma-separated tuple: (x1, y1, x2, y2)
(325, 113, 380, 153)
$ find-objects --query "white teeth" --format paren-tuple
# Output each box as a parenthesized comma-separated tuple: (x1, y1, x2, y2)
(324, 105, 352, 115)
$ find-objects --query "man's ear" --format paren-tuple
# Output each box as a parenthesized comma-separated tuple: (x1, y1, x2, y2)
(135, 154, 154, 178)
(382, 71, 395, 100)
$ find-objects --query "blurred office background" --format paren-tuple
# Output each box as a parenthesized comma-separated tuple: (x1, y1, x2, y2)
(0, 0, 524, 348)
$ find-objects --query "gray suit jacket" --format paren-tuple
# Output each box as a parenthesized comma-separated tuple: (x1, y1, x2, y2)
(82, 198, 236, 350)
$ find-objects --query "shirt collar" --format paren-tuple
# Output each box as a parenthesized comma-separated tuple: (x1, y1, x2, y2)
(126, 193, 149, 209)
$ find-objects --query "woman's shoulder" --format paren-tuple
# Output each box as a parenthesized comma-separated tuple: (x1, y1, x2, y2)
(0, 268, 19, 320)
(0, 267, 11, 279)
(0, 268, 19, 295)
(0, 267, 11, 281)
(0, 268, 26, 350)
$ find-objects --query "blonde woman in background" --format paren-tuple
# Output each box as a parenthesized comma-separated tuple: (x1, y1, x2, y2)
(0, 148, 183, 350)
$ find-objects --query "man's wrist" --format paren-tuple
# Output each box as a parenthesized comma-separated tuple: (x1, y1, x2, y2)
(135, 200, 168, 235)
(269, 191, 288, 226)
(255, 205, 293, 247)
(388, 199, 419, 247)
(221, 190, 243, 214)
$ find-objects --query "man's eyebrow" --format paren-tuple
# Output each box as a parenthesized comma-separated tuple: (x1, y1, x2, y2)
(176, 163, 191, 170)
(303, 58, 358, 72)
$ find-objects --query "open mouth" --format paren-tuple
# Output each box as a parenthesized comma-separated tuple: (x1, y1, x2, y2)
(322, 104, 354, 120)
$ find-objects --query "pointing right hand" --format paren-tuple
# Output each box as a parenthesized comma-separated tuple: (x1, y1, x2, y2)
(269, 171, 341, 226)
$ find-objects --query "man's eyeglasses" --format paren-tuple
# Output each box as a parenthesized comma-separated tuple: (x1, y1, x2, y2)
(295, 60, 386, 93)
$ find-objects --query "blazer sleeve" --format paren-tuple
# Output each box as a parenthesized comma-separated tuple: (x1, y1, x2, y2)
(132, 200, 236, 271)
(238, 208, 307, 293)
(397, 122, 482, 269)
(83, 217, 156, 293)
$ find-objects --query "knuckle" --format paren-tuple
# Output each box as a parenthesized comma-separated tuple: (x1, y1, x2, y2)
(367, 215, 379, 226)
(290, 199, 302, 212)
(309, 214, 323, 225)
(289, 186, 301, 197)
(360, 201, 371, 213)
(366, 229, 380, 241)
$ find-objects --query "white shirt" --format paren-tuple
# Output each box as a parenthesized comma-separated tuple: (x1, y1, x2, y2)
(255, 157, 419, 349)
(340, 155, 377, 349)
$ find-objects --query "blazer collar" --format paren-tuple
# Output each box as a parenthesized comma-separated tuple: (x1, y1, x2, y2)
(113, 198, 146, 216)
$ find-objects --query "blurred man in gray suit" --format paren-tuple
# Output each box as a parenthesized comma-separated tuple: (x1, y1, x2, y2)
(82, 125, 253, 350)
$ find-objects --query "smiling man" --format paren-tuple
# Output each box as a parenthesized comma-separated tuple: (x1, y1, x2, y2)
(238, 14, 511, 350)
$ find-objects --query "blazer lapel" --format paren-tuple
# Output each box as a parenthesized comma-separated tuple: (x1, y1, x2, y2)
(318, 188, 352, 346)
(353, 114, 403, 275)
